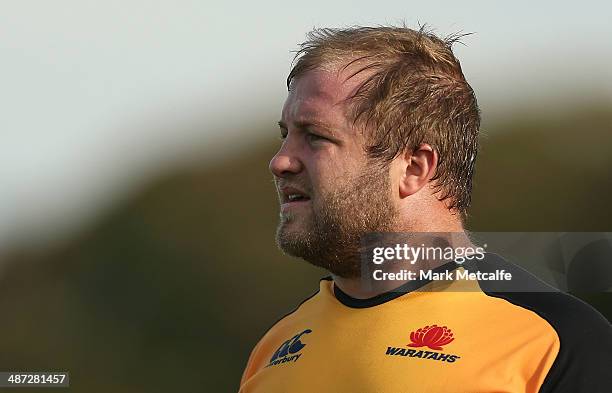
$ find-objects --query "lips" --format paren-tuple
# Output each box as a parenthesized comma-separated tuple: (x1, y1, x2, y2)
(279, 186, 311, 206)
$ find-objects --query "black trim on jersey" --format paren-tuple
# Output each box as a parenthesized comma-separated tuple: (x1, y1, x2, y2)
(241, 277, 327, 369)
(462, 254, 612, 393)
(332, 260, 460, 308)
(239, 279, 329, 391)
(261, 277, 327, 335)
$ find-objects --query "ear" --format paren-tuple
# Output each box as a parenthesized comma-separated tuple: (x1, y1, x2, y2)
(398, 143, 438, 198)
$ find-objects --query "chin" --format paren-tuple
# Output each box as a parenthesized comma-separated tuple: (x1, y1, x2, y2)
(276, 224, 306, 244)
(275, 225, 312, 256)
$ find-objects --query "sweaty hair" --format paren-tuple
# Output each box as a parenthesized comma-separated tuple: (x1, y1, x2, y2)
(287, 25, 481, 214)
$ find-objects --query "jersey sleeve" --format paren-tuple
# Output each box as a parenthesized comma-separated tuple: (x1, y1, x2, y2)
(464, 255, 612, 392)
(536, 294, 612, 393)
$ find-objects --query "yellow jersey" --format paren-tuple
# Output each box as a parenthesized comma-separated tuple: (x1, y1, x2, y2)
(239, 254, 612, 392)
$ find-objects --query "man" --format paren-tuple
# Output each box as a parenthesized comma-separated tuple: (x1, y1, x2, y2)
(239, 25, 612, 392)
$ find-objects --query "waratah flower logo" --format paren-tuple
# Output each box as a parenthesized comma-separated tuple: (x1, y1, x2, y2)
(408, 324, 454, 350)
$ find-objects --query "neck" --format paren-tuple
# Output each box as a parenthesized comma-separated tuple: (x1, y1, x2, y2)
(332, 224, 473, 300)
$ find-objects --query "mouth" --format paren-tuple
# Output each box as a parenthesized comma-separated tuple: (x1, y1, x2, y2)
(279, 186, 311, 209)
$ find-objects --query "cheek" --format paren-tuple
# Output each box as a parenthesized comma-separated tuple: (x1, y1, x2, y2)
(306, 145, 363, 193)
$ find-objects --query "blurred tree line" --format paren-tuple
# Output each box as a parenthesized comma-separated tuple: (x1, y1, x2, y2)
(0, 105, 610, 392)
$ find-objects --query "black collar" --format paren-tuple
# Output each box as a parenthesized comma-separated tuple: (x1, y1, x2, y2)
(331, 260, 461, 308)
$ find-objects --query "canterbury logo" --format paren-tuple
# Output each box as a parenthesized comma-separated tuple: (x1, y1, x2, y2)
(408, 324, 454, 350)
(267, 329, 312, 367)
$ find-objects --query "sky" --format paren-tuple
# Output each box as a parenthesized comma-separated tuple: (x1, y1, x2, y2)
(1, 0, 611, 251)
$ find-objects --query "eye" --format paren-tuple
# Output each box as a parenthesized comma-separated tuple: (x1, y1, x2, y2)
(306, 132, 327, 143)
(279, 128, 288, 140)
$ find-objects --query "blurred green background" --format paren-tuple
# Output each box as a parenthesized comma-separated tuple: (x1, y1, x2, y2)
(2, 1, 612, 392)
(1, 104, 611, 392)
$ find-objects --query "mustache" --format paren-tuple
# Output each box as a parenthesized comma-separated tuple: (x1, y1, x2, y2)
(272, 177, 311, 194)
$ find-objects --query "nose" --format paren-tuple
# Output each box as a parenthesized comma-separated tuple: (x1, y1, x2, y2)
(269, 139, 303, 178)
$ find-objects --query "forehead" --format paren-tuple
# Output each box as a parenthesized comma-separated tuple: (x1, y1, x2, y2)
(281, 68, 361, 126)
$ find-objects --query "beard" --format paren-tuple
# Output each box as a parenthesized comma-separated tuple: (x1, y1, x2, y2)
(275, 162, 399, 278)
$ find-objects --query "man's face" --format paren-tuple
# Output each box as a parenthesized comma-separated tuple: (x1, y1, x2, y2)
(269, 68, 399, 278)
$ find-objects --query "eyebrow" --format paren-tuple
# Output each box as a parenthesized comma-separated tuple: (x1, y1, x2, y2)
(277, 119, 336, 136)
